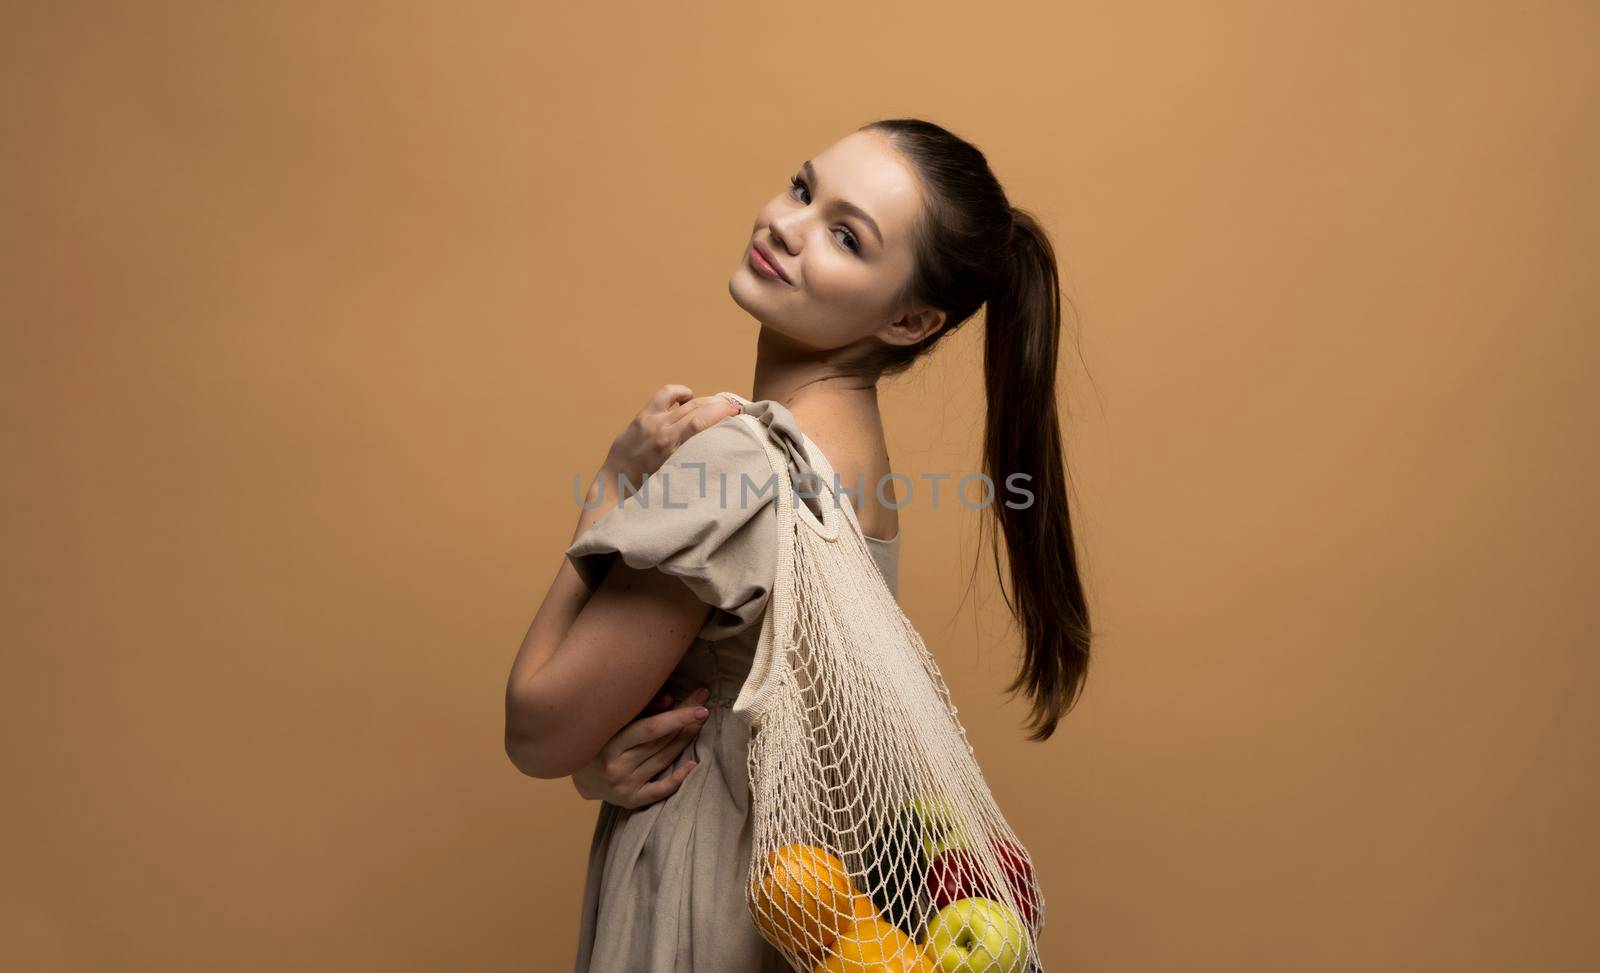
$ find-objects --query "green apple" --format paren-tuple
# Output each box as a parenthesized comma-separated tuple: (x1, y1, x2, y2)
(902, 796, 976, 861)
(926, 897, 1029, 973)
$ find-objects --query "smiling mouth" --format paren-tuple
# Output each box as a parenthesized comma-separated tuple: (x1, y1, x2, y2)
(749, 243, 791, 284)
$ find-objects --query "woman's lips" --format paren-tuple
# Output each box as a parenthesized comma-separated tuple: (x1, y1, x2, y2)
(749, 244, 790, 284)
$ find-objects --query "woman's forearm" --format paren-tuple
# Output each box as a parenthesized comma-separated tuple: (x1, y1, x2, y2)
(504, 468, 626, 745)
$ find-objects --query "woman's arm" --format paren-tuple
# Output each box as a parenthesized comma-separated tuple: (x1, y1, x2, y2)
(503, 468, 714, 779)
(502, 386, 742, 780)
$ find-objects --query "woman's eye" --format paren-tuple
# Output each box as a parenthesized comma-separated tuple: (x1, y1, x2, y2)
(788, 176, 862, 255)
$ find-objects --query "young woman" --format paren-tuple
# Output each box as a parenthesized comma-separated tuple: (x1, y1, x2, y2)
(504, 117, 1093, 972)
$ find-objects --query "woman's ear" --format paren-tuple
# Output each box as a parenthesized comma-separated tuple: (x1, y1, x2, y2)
(883, 306, 946, 347)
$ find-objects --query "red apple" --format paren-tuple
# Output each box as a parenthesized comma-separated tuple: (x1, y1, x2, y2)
(926, 841, 1041, 932)
(990, 837, 1040, 931)
(926, 848, 995, 911)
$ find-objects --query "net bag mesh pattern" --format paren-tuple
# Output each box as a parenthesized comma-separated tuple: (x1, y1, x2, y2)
(728, 412, 1047, 973)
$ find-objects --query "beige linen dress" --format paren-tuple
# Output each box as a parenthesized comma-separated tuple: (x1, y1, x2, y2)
(562, 394, 900, 973)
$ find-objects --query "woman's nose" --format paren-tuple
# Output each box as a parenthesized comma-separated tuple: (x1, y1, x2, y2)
(767, 217, 798, 254)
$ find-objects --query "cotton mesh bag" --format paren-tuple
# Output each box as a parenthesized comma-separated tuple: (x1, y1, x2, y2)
(725, 403, 1047, 973)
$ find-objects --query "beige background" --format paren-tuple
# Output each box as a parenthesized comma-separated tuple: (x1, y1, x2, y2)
(3, 1, 1596, 970)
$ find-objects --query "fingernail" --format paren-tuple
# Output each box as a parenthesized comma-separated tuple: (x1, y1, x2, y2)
(694, 707, 709, 719)
(693, 688, 710, 702)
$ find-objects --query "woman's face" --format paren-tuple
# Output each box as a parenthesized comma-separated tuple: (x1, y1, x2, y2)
(728, 129, 938, 356)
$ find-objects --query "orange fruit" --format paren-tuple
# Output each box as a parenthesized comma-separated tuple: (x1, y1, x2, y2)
(811, 917, 936, 973)
(814, 916, 911, 970)
(891, 942, 938, 973)
(751, 844, 878, 959)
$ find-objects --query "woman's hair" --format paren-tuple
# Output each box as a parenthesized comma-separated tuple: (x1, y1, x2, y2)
(854, 117, 1093, 743)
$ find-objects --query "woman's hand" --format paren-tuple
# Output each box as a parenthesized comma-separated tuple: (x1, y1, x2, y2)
(571, 687, 712, 808)
(601, 385, 742, 488)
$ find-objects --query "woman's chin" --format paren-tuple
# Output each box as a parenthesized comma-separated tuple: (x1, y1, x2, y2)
(727, 269, 775, 317)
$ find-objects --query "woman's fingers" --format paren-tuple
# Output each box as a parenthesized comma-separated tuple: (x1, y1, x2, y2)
(636, 719, 702, 779)
(596, 690, 710, 807)
(613, 693, 711, 755)
(627, 718, 697, 778)
(606, 388, 735, 490)
(647, 384, 696, 411)
(664, 395, 741, 438)
(632, 751, 700, 805)
(612, 697, 708, 786)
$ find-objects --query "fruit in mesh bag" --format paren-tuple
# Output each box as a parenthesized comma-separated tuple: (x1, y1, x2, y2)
(926, 896, 1031, 973)
(811, 915, 938, 973)
(927, 837, 1040, 932)
(905, 796, 976, 859)
(989, 837, 1041, 932)
(863, 796, 979, 936)
(751, 843, 880, 960)
(862, 807, 929, 936)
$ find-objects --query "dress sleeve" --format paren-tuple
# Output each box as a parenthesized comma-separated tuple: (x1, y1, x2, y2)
(565, 418, 781, 642)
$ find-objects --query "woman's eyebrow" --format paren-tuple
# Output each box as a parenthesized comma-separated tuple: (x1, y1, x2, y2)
(803, 159, 883, 246)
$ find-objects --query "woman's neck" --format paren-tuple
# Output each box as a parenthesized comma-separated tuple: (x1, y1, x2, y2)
(748, 327, 896, 540)
(749, 327, 880, 414)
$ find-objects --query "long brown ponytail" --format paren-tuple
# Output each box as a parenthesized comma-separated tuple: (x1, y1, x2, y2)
(855, 118, 1092, 742)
